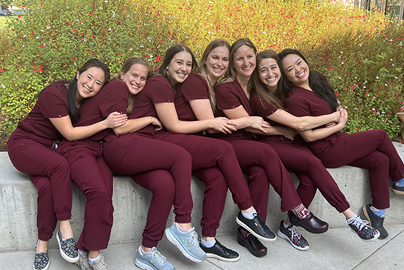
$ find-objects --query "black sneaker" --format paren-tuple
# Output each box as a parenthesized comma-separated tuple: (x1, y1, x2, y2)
(200, 239, 240, 262)
(236, 211, 276, 242)
(363, 204, 388, 239)
(392, 183, 404, 195)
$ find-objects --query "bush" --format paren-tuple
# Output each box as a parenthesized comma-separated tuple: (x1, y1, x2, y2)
(0, 0, 178, 137)
(0, 0, 403, 142)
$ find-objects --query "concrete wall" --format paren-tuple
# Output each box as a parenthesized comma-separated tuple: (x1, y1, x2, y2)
(1, 142, 404, 252)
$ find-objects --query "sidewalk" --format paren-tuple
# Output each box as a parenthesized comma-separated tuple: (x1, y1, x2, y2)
(1, 223, 404, 270)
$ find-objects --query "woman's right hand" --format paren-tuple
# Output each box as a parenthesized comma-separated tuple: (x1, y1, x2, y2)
(337, 109, 348, 128)
(150, 117, 163, 131)
(209, 117, 237, 134)
(249, 116, 271, 133)
(105, 112, 128, 128)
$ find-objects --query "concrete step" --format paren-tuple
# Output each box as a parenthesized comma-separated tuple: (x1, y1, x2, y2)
(1, 224, 404, 270)
(1, 142, 404, 252)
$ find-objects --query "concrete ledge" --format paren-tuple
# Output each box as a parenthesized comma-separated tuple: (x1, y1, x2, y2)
(1, 142, 404, 252)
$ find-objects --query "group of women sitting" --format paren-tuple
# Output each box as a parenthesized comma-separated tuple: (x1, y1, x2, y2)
(7, 38, 404, 270)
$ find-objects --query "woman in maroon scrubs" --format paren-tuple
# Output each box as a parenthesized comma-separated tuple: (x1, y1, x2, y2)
(72, 56, 204, 269)
(279, 48, 404, 240)
(214, 38, 329, 252)
(132, 44, 276, 260)
(7, 59, 125, 270)
(249, 49, 380, 244)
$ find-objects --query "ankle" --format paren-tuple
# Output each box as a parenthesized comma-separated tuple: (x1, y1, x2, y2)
(36, 240, 49, 253)
(59, 220, 74, 239)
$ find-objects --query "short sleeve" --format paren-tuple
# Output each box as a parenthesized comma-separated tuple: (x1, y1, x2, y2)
(215, 82, 242, 110)
(251, 93, 278, 117)
(99, 81, 129, 118)
(37, 83, 69, 118)
(148, 77, 175, 103)
(285, 92, 311, 117)
(181, 73, 209, 101)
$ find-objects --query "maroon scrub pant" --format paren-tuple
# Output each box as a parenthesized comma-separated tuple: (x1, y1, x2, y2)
(103, 134, 193, 248)
(8, 131, 72, 241)
(313, 129, 404, 209)
(262, 137, 350, 213)
(224, 139, 303, 213)
(155, 132, 253, 238)
(56, 140, 113, 251)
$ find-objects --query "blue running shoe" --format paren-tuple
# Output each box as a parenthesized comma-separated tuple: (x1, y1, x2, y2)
(135, 246, 175, 270)
(165, 224, 206, 262)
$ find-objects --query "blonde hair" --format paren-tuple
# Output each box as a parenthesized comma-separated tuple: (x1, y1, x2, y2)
(197, 39, 230, 112)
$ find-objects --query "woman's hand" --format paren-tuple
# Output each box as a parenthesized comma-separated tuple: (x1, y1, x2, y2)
(150, 117, 163, 131)
(105, 112, 127, 128)
(282, 127, 299, 140)
(210, 117, 238, 134)
(249, 116, 271, 133)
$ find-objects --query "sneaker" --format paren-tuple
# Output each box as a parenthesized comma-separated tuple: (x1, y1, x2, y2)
(363, 204, 388, 239)
(33, 241, 50, 270)
(200, 239, 240, 262)
(56, 231, 79, 263)
(236, 211, 276, 242)
(89, 254, 109, 270)
(165, 223, 206, 262)
(135, 246, 175, 270)
(277, 220, 309, 251)
(347, 214, 380, 241)
(77, 250, 91, 270)
(392, 182, 404, 195)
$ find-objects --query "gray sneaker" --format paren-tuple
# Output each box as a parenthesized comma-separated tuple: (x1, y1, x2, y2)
(165, 223, 206, 262)
(135, 246, 175, 270)
(77, 251, 91, 270)
(89, 254, 109, 270)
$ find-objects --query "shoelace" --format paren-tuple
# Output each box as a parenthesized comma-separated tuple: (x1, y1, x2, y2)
(348, 217, 369, 230)
(188, 229, 199, 247)
(151, 249, 167, 264)
(288, 225, 302, 239)
(253, 213, 267, 231)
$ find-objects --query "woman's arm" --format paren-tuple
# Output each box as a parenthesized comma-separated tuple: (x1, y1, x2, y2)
(222, 105, 270, 133)
(154, 102, 235, 134)
(298, 109, 348, 142)
(112, 117, 162, 136)
(50, 112, 127, 141)
(189, 99, 237, 134)
(268, 109, 340, 131)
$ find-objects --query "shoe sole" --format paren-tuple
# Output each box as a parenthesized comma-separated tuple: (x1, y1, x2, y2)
(135, 258, 158, 270)
(362, 206, 384, 240)
(205, 252, 240, 262)
(165, 228, 205, 263)
(56, 232, 79, 263)
(33, 259, 50, 270)
(277, 230, 309, 251)
(236, 237, 267, 257)
(236, 217, 277, 242)
(392, 187, 404, 195)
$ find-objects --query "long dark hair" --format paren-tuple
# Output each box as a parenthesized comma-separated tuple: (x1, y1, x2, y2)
(249, 49, 283, 110)
(197, 39, 231, 112)
(120, 56, 153, 114)
(156, 44, 198, 87)
(278, 49, 339, 111)
(69, 59, 110, 122)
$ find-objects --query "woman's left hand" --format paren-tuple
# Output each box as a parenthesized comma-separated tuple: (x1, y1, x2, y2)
(105, 112, 128, 128)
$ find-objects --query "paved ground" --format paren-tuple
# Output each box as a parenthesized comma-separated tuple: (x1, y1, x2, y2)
(2, 223, 404, 270)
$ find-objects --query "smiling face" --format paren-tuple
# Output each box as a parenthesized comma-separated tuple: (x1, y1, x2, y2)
(258, 57, 281, 92)
(166, 51, 192, 84)
(233, 45, 256, 80)
(281, 53, 310, 88)
(120, 63, 149, 95)
(76, 67, 105, 100)
(205, 45, 229, 82)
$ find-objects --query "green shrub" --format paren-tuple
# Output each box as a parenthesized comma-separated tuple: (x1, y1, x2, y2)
(0, 0, 177, 137)
(1, 0, 403, 141)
